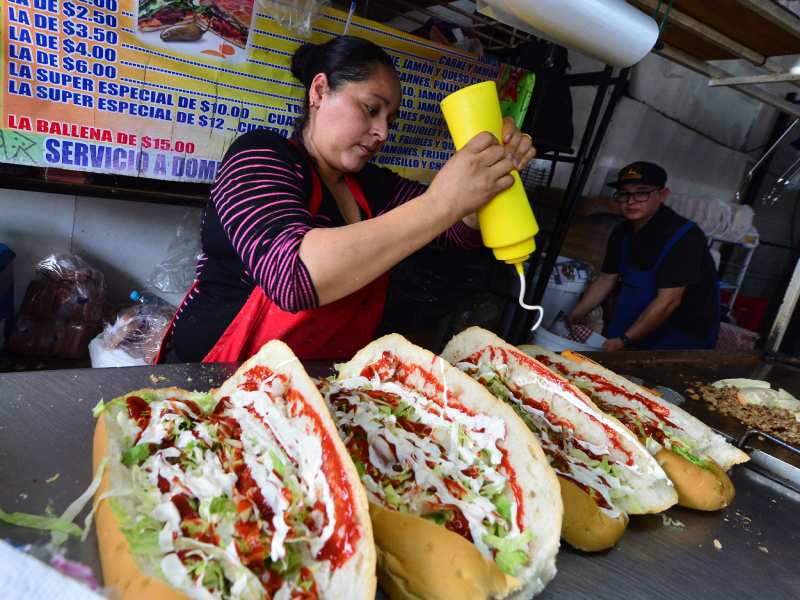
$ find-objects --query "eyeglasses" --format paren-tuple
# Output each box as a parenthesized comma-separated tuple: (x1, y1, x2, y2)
(612, 188, 661, 204)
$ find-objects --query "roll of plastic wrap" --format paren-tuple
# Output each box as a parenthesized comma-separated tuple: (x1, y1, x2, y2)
(478, 0, 659, 67)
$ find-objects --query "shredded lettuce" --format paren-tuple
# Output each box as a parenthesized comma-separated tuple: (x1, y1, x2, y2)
(270, 451, 286, 477)
(209, 495, 235, 516)
(423, 512, 448, 526)
(383, 483, 403, 509)
(0, 508, 82, 537)
(483, 530, 534, 576)
(192, 392, 217, 415)
(493, 494, 512, 522)
(92, 399, 107, 417)
(122, 444, 153, 467)
(353, 459, 366, 477)
(271, 543, 302, 575)
(671, 443, 711, 471)
(110, 499, 164, 556)
(394, 402, 415, 419)
(495, 549, 527, 576)
(50, 457, 108, 546)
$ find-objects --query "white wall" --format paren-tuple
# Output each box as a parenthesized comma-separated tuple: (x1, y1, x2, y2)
(551, 51, 780, 202)
(0, 189, 202, 312)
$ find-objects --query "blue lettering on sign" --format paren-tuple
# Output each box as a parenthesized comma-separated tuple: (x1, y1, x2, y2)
(33, 0, 58, 12)
(44, 139, 151, 171)
(267, 112, 295, 127)
(153, 154, 167, 176)
(8, 79, 32, 96)
(381, 145, 418, 157)
(35, 31, 58, 50)
(8, 62, 32, 79)
(34, 13, 59, 32)
(9, 45, 33, 62)
(9, 25, 32, 43)
(36, 84, 94, 107)
(36, 50, 59, 67)
(402, 59, 434, 75)
(8, 7, 31, 24)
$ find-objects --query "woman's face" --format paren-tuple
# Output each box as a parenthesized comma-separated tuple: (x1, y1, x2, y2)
(309, 65, 401, 173)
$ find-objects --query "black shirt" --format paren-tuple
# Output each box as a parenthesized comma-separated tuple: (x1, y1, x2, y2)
(168, 130, 480, 362)
(601, 205, 718, 340)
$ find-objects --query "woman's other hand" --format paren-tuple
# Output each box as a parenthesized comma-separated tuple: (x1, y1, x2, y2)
(427, 131, 515, 220)
(502, 116, 537, 171)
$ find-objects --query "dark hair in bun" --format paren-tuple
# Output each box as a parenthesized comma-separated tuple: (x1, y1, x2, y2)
(291, 35, 397, 134)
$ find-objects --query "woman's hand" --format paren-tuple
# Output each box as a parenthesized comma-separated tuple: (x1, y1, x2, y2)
(426, 132, 515, 221)
(502, 116, 537, 171)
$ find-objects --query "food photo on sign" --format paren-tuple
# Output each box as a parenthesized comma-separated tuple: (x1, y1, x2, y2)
(135, 0, 256, 60)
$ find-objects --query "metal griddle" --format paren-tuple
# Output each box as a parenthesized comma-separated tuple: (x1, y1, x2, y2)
(1, 355, 799, 599)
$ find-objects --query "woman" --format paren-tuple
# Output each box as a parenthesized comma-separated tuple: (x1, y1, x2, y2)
(159, 35, 536, 362)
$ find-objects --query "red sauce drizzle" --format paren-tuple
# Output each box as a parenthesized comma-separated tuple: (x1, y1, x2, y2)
(464, 347, 636, 466)
(126, 396, 151, 442)
(261, 570, 284, 596)
(281, 387, 360, 569)
(359, 352, 527, 532)
(234, 519, 268, 567)
(534, 353, 681, 433)
(444, 507, 473, 540)
(234, 366, 360, 571)
(180, 399, 202, 416)
(578, 372, 679, 428)
(560, 474, 614, 511)
(234, 464, 275, 522)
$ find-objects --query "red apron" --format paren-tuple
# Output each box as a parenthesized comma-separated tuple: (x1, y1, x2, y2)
(155, 166, 389, 363)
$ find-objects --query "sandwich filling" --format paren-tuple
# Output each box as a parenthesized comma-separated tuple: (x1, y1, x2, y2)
(322, 351, 532, 577)
(97, 365, 360, 600)
(138, 0, 197, 30)
(534, 353, 711, 469)
(199, 0, 253, 47)
(457, 346, 640, 518)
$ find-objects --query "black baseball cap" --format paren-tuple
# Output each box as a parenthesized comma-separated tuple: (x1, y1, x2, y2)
(607, 161, 667, 189)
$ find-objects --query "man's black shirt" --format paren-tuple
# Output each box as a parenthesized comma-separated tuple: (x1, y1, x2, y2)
(602, 205, 718, 340)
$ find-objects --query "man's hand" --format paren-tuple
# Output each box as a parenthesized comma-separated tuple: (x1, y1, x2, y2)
(568, 307, 586, 324)
(603, 337, 626, 351)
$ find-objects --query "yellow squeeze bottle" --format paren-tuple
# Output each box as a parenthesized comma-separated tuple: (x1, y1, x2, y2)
(440, 81, 539, 279)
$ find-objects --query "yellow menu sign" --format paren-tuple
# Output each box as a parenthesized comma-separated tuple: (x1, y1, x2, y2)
(1, 2, 500, 182)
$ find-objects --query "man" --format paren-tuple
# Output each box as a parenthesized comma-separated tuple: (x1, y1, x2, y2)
(569, 161, 719, 351)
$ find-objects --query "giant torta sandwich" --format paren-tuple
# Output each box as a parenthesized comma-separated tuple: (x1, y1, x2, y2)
(522, 346, 749, 511)
(443, 327, 677, 552)
(320, 334, 562, 600)
(92, 340, 375, 599)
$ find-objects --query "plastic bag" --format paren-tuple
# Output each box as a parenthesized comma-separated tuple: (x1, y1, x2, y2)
(8, 254, 107, 359)
(498, 65, 536, 129)
(0, 541, 106, 599)
(146, 210, 202, 294)
(100, 296, 175, 364)
(254, 0, 329, 36)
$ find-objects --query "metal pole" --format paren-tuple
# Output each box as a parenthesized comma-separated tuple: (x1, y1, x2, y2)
(766, 256, 800, 352)
(509, 66, 615, 344)
(778, 154, 800, 184)
(747, 118, 799, 179)
(536, 66, 628, 304)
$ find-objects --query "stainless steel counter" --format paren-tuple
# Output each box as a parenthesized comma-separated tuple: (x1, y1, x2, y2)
(1, 357, 798, 599)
